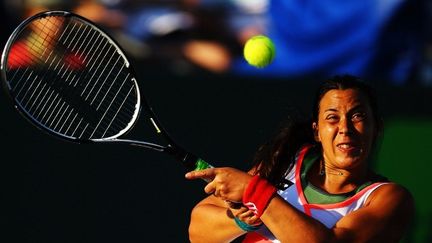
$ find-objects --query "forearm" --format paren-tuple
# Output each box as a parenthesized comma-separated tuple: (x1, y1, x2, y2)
(189, 204, 245, 243)
(261, 196, 333, 243)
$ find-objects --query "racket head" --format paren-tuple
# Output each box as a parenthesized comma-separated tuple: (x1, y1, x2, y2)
(1, 11, 144, 143)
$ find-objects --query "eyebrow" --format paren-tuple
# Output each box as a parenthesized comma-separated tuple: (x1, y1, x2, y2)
(323, 105, 364, 113)
(324, 108, 338, 113)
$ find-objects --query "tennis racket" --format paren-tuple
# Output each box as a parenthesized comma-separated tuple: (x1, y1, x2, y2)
(1, 10, 213, 173)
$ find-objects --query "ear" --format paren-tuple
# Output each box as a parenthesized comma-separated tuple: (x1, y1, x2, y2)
(312, 122, 320, 142)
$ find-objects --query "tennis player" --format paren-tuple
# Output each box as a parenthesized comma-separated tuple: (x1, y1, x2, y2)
(186, 75, 414, 242)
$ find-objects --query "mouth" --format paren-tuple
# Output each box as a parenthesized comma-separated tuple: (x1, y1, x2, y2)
(336, 142, 360, 153)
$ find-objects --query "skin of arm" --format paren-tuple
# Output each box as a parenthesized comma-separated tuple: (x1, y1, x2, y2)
(188, 195, 245, 243)
(188, 168, 262, 243)
(186, 168, 414, 243)
(261, 183, 414, 242)
(330, 183, 415, 242)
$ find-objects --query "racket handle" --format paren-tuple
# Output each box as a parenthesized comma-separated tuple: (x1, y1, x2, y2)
(171, 147, 244, 208)
(165, 145, 213, 171)
(194, 158, 214, 170)
(182, 153, 213, 172)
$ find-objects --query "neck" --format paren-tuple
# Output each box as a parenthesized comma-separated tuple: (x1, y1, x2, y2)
(319, 159, 345, 176)
(310, 159, 369, 194)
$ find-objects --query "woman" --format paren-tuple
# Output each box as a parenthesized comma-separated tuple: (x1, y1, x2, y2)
(185, 75, 414, 242)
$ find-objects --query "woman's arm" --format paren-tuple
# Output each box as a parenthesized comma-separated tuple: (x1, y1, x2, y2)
(187, 168, 414, 243)
(188, 195, 245, 243)
(260, 195, 332, 242)
(258, 183, 414, 242)
(331, 183, 414, 242)
(188, 167, 261, 243)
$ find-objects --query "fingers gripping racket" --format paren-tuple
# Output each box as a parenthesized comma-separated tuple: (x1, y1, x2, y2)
(1, 11, 212, 172)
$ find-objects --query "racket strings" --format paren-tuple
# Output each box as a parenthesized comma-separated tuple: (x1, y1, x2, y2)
(5, 14, 140, 140)
(11, 17, 91, 132)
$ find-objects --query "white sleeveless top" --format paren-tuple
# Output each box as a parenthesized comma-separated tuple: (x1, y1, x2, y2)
(243, 145, 388, 243)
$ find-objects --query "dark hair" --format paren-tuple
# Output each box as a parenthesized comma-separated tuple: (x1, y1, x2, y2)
(252, 74, 382, 188)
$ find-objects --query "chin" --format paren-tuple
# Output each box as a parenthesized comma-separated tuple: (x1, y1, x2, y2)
(336, 154, 366, 169)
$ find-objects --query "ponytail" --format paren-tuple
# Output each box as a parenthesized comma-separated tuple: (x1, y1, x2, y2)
(252, 117, 315, 189)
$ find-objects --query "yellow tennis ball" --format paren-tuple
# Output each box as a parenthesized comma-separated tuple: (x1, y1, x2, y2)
(243, 35, 275, 68)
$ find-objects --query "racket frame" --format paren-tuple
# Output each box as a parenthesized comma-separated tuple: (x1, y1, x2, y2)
(1, 10, 205, 170)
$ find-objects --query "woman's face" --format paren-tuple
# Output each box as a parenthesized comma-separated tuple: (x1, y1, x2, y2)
(313, 88, 376, 170)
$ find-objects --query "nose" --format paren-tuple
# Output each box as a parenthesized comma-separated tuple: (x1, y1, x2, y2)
(338, 117, 352, 134)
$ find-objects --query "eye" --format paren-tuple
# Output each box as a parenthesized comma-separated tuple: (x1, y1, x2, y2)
(352, 112, 366, 122)
(325, 114, 339, 122)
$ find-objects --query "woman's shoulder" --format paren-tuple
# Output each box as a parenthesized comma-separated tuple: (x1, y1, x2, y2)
(366, 182, 414, 210)
(375, 182, 412, 197)
(363, 170, 413, 198)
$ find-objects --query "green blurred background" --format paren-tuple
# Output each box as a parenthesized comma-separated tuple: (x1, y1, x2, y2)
(377, 119, 432, 242)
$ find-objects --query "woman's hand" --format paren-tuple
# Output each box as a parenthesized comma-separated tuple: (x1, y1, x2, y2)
(229, 205, 263, 226)
(185, 167, 253, 203)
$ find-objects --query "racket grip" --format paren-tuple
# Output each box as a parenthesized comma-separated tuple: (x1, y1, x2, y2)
(165, 146, 213, 171)
(174, 148, 244, 208)
(194, 158, 214, 170)
(182, 153, 213, 172)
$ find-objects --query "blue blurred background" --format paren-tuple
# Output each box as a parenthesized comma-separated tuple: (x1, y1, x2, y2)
(1, 0, 431, 242)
